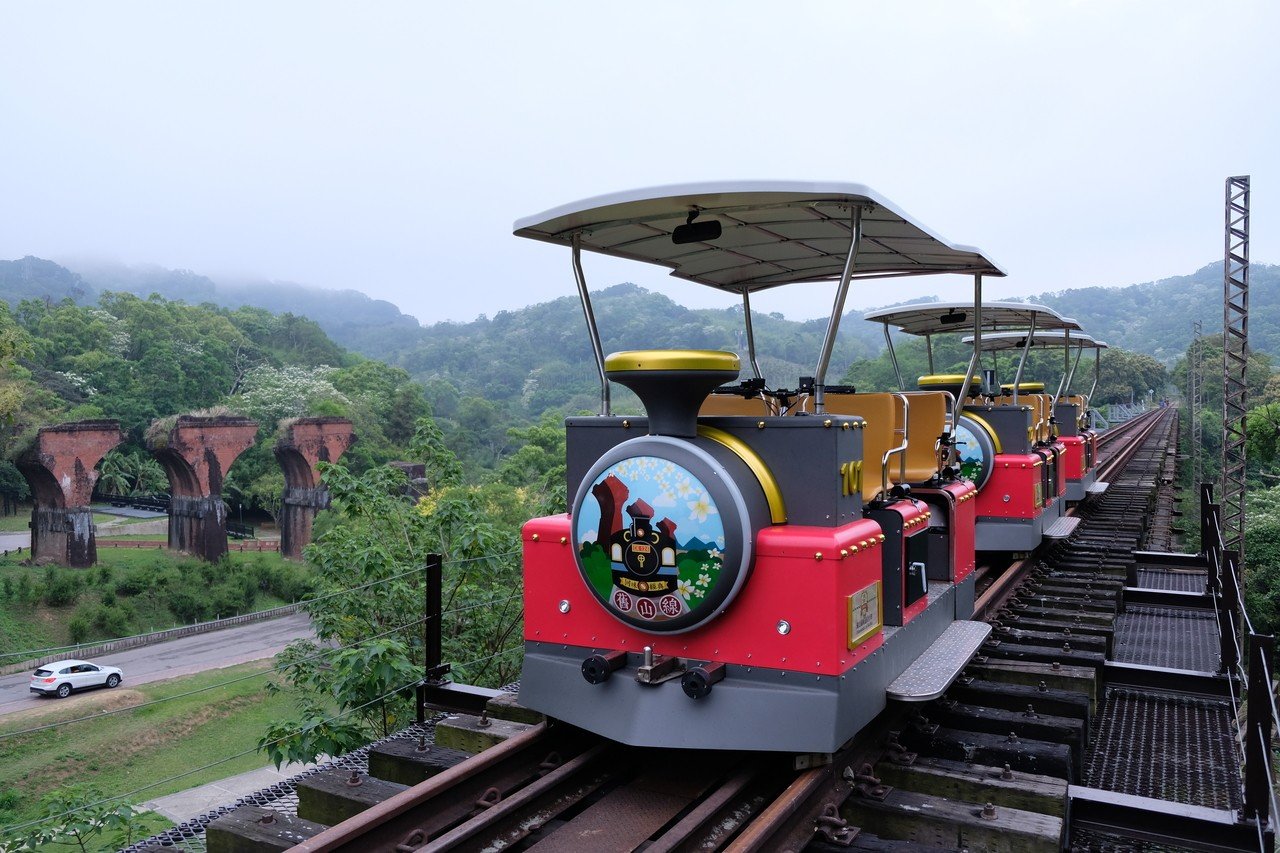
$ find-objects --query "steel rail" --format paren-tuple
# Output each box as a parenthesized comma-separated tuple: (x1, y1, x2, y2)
(973, 407, 1172, 620)
(289, 722, 553, 852)
(279, 407, 1177, 853)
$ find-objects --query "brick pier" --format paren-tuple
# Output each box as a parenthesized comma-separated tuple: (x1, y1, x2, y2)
(16, 421, 125, 567)
(148, 415, 258, 561)
(273, 417, 355, 559)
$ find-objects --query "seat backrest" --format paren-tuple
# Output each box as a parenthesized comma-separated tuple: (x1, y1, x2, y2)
(819, 392, 899, 502)
(899, 391, 948, 484)
(1036, 394, 1054, 441)
(699, 393, 777, 417)
(1011, 393, 1046, 441)
(1066, 395, 1087, 428)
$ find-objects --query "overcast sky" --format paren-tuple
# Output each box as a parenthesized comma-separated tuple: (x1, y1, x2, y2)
(1, 2, 1275, 325)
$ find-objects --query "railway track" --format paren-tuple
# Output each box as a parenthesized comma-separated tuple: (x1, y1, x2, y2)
(198, 408, 1180, 853)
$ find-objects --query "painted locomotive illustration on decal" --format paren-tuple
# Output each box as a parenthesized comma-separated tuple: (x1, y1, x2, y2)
(573, 459, 725, 625)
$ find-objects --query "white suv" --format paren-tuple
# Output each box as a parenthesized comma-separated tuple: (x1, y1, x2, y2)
(30, 659, 124, 698)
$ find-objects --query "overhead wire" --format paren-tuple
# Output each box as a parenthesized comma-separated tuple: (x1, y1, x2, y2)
(1, 587, 520, 742)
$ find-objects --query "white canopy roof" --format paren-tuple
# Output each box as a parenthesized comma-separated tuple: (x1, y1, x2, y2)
(961, 330, 1107, 351)
(513, 181, 1005, 292)
(862, 301, 1081, 336)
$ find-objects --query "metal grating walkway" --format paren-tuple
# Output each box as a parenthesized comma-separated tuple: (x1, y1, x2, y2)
(1134, 568, 1206, 592)
(1111, 606, 1219, 671)
(1082, 688, 1241, 811)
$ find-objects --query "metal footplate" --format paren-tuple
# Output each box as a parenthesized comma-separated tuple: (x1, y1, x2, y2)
(1086, 481, 1110, 496)
(886, 621, 991, 701)
(1044, 516, 1082, 539)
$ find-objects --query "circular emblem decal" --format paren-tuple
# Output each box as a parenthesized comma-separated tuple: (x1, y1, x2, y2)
(573, 456, 727, 628)
(954, 416, 996, 490)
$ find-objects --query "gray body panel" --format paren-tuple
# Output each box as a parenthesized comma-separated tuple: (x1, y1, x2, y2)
(1066, 467, 1096, 502)
(963, 404, 1034, 454)
(976, 513, 1043, 551)
(953, 573, 976, 619)
(1055, 402, 1082, 437)
(566, 415, 864, 528)
(519, 583, 959, 754)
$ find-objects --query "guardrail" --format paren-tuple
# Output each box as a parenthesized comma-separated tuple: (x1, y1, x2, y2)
(96, 539, 279, 551)
(0, 603, 304, 676)
(1201, 483, 1277, 850)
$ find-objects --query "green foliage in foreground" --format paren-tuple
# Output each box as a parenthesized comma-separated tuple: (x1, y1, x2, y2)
(261, 416, 535, 765)
(4, 785, 155, 852)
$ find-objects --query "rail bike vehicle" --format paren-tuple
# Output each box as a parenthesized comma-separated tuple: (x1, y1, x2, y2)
(512, 182, 1101, 755)
(960, 330, 1110, 504)
(862, 302, 1093, 551)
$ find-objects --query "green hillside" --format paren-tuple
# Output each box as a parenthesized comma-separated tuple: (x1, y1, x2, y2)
(5, 254, 1277, 424)
(1014, 262, 1280, 366)
(0, 289, 428, 519)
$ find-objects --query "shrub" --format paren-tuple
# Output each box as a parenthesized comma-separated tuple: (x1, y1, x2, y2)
(14, 573, 36, 606)
(93, 564, 112, 587)
(67, 614, 90, 644)
(42, 568, 80, 607)
(167, 590, 208, 624)
(1, 575, 12, 600)
(91, 602, 133, 637)
(272, 563, 315, 603)
(207, 577, 256, 618)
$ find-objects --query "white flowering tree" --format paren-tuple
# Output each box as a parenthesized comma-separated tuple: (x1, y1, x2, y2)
(233, 364, 350, 426)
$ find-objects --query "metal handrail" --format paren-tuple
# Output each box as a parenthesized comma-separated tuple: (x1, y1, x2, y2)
(880, 393, 910, 499)
(1200, 483, 1276, 838)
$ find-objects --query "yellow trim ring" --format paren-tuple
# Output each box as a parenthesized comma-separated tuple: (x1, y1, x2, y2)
(605, 349, 741, 373)
(919, 373, 979, 386)
(962, 411, 1003, 454)
(1001, 381, 1045, 392)
(697, 425, 787, 524)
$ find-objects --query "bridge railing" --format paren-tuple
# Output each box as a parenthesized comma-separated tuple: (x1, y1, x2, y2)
(1201, 483, 1277, 848)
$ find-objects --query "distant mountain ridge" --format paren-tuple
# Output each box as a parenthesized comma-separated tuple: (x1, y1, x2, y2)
(0, 257, 426, 358)
(2, 256, 1275, 399)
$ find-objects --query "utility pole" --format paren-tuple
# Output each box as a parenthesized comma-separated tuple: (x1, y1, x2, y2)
(1221, 176, 1250, 560)
(1190, 320, 1202, 488)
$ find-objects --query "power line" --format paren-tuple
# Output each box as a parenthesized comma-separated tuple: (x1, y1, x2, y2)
(1, 678, 423, 837)
(1, 588, 523, 741)
(452, 645, 523, 671)
(0, 615, 416, 741)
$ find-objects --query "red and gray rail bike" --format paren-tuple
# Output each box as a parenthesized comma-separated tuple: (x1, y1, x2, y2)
(512, 183, 1108, 754)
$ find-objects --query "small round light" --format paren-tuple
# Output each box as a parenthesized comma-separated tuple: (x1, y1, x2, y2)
(558, 600, 571, 613)
(777, 620, 792, 635)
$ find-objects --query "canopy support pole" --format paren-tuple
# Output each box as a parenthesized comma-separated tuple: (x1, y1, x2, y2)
(741, 287, 763, 381)
(955, 274, 983, 436)
(1011, 314, 1038, 406)
(572, 236, 610, 416)
(885, 323, 904, 391)
(1088, 347, 1102, 422)
(815, 207, 863, 414)
(1056, 338, 1084, 406)
(925, 334, 935, 375)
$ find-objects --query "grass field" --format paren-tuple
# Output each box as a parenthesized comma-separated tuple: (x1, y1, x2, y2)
(0, 660, 306, 848)
(0, 508, 30, 533)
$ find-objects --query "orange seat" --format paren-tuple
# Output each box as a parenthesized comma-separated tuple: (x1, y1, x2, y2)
(898, 391, 949, 483)
(1066, 394, 1087, 429)
(818, 392, 902, 502)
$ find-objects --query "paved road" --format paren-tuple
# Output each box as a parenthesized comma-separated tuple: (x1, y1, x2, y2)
(0, 531, 30, 552)
(0, 612, 314, 718)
